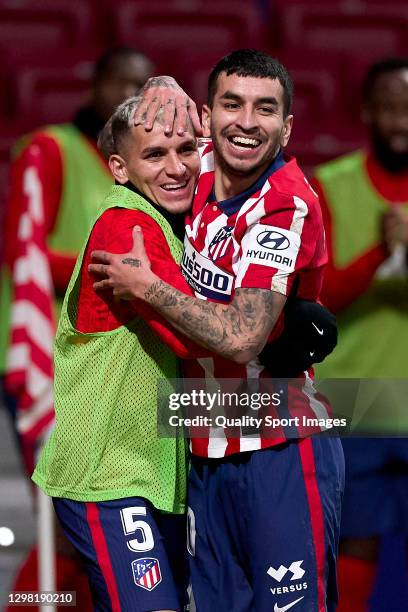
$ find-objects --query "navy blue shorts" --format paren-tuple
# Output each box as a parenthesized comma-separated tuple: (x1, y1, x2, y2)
(187, 437, 344, 612)
(53, 497, 188, 611)
(340, 438, 408, 538)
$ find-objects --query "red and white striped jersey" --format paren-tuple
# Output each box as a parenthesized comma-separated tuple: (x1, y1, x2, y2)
(183, 140, 330, 458)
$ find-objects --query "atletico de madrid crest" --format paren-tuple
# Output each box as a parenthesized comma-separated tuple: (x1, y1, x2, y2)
(132, 557, 162, 591)
(208, 225, 233, 261)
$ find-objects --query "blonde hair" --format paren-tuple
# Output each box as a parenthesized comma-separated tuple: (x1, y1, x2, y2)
(97, 96, 142, 159)
(97, 96, 169, 159)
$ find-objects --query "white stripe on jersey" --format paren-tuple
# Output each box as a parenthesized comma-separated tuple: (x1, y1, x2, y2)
(198, 142, 214, 174)
(232, 197, 267, 281)
(196, 357, 229, 458)
(271, 195, 308, 294)
(302, 371, 330, 421)
(239, 359, 264, 452)
(240, 437, 262, 452)
(290, 196, 308, 235)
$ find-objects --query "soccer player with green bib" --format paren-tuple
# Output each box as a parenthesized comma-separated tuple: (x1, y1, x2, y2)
(32, 97, 202, 612)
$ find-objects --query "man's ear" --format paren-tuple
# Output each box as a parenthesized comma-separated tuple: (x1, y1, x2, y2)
(202, 105, 212, 138)
(109, 154, 129, 184)
(280, 114, 293, 148)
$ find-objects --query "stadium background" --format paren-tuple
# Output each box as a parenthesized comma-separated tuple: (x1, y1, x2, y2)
(0, 0, 407, 610)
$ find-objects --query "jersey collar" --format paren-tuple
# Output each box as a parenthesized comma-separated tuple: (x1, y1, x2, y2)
(209, 149, 286, 216)
(120, 181, 186, 240)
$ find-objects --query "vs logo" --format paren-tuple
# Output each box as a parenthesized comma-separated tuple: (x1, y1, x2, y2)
(208, 226, 233, 260)
(267, 561, 305, 582)
(257, 230, 290, 251)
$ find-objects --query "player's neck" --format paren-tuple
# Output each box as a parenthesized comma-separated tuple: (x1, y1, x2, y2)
(213, 166, 265, 201)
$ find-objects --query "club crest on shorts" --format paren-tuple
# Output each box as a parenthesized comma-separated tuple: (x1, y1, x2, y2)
(208, 225, 233, 261)
(132, 557, 162, 591)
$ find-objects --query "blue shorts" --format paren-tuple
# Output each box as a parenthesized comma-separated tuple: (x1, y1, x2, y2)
(53, 497, 188, 611)
(187, 437, 344, 612)
(340, 438, 408, 538)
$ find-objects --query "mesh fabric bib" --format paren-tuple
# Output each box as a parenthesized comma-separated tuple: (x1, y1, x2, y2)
(32, 186, 187, 513)
(315, 151, 408, 380)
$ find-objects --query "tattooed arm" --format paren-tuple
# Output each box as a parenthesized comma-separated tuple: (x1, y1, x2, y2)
(134, 75, 202, 136)
(89, 227, 286, 363)
(143, 281, 285, 363)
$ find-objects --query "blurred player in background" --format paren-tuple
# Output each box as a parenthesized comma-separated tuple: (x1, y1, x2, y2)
(90, 49, 344, 612)
(0, 47, 154, 470)
(1, 47, 154, 611)
(313, 58, 408, 611)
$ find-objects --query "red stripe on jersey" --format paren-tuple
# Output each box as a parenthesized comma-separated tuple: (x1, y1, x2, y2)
(225, 437, 241, 455)
(86, 503, 122, 612)
(298, 439, 326, 612)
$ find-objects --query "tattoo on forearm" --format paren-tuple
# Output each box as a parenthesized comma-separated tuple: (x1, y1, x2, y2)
(122, 258, 142, 268)
(143, 282, 277, 360)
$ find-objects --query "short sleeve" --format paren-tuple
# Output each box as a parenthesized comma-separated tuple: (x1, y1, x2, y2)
(235, 193, 317, 296)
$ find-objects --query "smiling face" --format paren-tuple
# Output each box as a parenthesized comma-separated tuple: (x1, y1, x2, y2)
(109, 122, 200, 214)
(363, 68, 408, 171)
(202, 73, 293, 183)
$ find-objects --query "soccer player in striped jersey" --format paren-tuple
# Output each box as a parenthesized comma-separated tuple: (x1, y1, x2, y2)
(90, 50, 344, 612)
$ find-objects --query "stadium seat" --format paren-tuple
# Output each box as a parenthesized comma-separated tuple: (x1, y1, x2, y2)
(0, 1, 97, 50)
(279, 4, 408, 57)
(288, 119, 366, 178)
(183, 49, 241, 109)
(111, 1, 265, 77)
(13, 61, 95, 127)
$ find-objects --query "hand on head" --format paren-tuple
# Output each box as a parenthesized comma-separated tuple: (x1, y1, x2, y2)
(134, 76, 202, 136)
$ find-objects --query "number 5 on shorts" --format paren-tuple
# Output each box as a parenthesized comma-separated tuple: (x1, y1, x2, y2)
(120, 506, 155, 552)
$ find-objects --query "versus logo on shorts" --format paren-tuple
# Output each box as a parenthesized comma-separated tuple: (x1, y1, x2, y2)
(267, 560, 308, 596)
(132, 557, 162, 591)
(243, 225, 300, 273)
(181, 237, 233, 302)
(268, 560, 305, 582)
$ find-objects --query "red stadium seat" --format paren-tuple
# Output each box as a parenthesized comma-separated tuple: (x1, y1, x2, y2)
(279, 4, 408, 58)
(1, 46, 106, 128)
(288, 119, 366, 179)
(111, 1, 265, 77)
(0, 1, 97, 50)
(13, 61, 95, 127)
(183, 49, 240, 109)
(273, 51, 348, 138)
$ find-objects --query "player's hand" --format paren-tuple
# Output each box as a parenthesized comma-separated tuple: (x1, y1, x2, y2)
(382, 206, 408, 252)
(89, 226, 157, 300)
(134, 76, 202, 136)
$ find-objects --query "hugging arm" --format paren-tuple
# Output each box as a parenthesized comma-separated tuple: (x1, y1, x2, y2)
(143, 281, 285, 364)
(89, 227, 286, 363)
